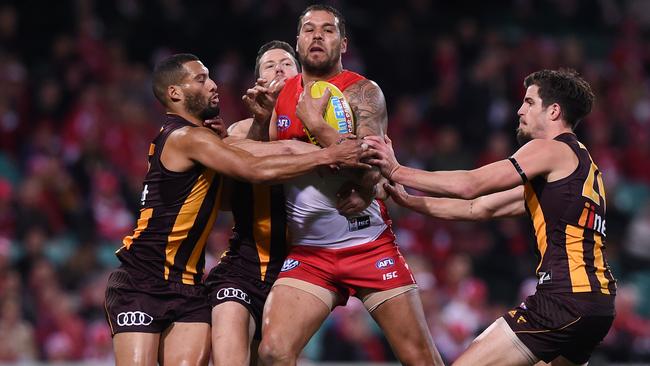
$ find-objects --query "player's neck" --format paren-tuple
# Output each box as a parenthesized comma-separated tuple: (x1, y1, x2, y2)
(167, 110, 202, 127)
(302, 65, 343, 84)
(546, 126, 574, 140)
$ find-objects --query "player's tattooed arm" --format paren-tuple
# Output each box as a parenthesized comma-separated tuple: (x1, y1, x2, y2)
(344, 79, 387, 188)
(344, 79, 387, 138)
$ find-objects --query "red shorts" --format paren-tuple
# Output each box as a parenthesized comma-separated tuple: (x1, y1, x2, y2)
(278, 229, 416, 306)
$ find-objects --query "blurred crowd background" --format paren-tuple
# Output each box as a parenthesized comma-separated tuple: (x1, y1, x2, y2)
(1, 0, 649, 364)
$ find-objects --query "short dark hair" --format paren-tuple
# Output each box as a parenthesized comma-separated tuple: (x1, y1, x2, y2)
(254, 40, 300, 79)
(297, 4, 346, 39)
(524, 68, 595, 129)
(152, 53, 200, 107)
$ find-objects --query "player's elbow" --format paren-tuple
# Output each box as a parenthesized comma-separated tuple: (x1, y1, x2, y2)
(456, 183, 480, 200)
(243, 165, 275, 185)
(455, 173, 482, 200)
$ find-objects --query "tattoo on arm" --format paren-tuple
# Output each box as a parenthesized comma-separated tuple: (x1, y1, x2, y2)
(344, 79, 387, 138)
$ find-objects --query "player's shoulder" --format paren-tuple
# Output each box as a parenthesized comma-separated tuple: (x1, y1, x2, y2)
(343, 78, 384, 101)
(169, 124, 222, 148)
(517, 138, 574, 161)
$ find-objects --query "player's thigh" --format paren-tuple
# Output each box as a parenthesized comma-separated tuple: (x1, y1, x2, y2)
(453, 317, 536, 366)
(367, 287, 443, 366)
(260, 283, 331, 354)
(211, 301, 255, 366)
(113, 332, 160, 366)
(159, 322, 211, 366)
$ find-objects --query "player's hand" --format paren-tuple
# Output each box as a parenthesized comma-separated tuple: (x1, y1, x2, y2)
(296, 81, 330, 130)
(362, 135, 402, 179)
(336, 182, 374, 216)
(203, 117, 228, 138)
(326, 139, 373, 170)
(242, 77, 284, 122)
(384, 181, 411, 208)
(267, 75, 287, 95)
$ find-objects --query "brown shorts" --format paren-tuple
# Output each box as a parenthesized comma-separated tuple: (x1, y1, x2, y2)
(205, 262, 272, 340)
(104, 266, 211, 336)
(503, 291, 614, 364)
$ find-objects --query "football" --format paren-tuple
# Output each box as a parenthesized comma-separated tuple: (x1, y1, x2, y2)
(304, 81, 355, 145)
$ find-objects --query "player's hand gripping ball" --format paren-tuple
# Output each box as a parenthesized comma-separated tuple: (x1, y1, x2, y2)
(304, 81, 355, 145)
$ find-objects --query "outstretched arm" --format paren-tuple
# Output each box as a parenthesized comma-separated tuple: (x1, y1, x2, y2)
(226, 138, 320, 156)
(166, 127, 371, 185)
(365, 136, 566, 199)
(386, 183, 526, 220)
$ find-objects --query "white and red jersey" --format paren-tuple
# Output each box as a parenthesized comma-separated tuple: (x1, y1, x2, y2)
(274, 72, 392, 249)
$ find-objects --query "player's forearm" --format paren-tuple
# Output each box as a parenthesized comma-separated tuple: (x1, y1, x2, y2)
(401, 195, 477, 221)
(399, 186, 525, 220)
(246, 114, 271, 141)
(247, 149, 333, 183)
(301, 114, 340, 146)
(229, 139, 319, 157)
(392, 160, 522, 200)
(391, 166, 477, 199)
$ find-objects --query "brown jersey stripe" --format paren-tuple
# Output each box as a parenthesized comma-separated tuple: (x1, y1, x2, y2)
(165, 170, 216, 281)
(525, 183, 548, 273)
(253, 185, 272, 281)
(182, 180, 222, 284)
(593, 234, 611, 294)
(121, 208, 153, 250)
(565, 224, 591, 292)
(176, 169, 221, 284)
(268, 185, 288, 278)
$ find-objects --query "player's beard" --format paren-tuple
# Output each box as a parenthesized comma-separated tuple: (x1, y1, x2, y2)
(299, 45, 341, 77)
(516, 127, 532, 146)
(185, 92, 220, 120)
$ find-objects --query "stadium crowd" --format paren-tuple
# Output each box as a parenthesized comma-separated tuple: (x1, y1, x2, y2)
(0, 0, 649, 363)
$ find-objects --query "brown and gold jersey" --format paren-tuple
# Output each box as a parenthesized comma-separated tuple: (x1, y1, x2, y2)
(220, 182, 287, 284)
(524, 133, 616, 295)
(117, 114, 222, 285)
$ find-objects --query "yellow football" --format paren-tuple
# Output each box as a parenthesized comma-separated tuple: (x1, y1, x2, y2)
(304, 81, 355, 145)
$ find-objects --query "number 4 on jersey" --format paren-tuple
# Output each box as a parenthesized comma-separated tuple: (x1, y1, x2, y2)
(579, 143, 606, 209)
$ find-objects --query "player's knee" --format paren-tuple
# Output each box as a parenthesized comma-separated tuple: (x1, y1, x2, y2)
(258, 334, 297, 365)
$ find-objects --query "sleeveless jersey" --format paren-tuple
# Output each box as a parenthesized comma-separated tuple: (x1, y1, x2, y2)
(220, 182, 287, 283)
(525, 133, 616, 295)
(117, 114, 222, 285)
(274, 71, 391, 248)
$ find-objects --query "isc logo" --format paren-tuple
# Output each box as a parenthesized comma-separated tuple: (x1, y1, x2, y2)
(382, 271, 398, 280)
(376, 257, 395, 269)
